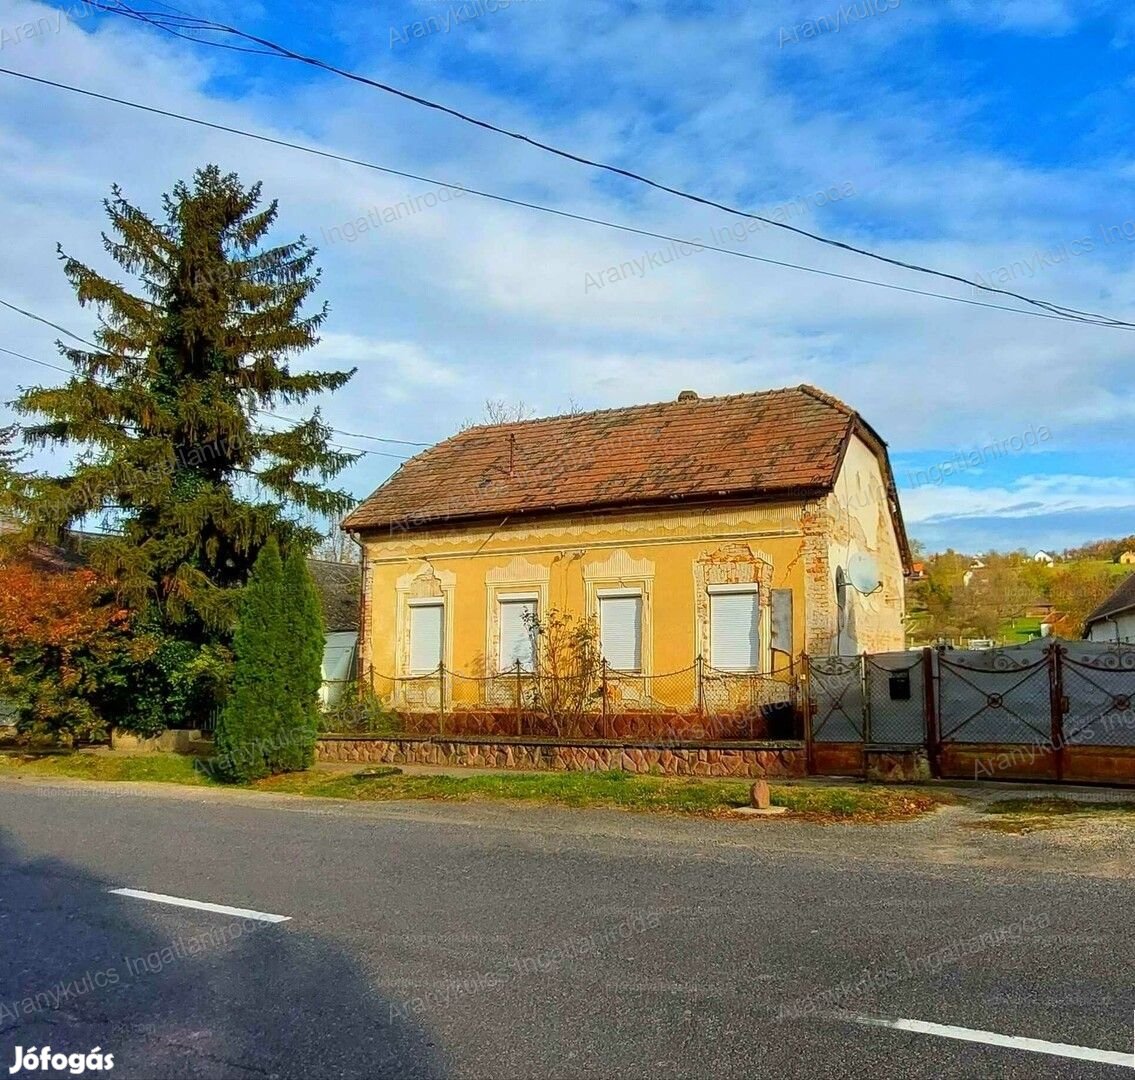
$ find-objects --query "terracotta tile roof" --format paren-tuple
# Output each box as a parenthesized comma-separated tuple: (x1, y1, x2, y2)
(344, 384, 884, 534)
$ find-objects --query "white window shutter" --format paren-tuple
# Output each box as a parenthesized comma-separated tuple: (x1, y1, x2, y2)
(600, 594, 643, 671)
(409, 603, 443, 673)
(499, 598, 537, 671)
(710, 591, 759, 670)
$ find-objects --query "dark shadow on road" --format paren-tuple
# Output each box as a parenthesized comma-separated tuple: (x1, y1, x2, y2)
(0, 830, 449, 1079)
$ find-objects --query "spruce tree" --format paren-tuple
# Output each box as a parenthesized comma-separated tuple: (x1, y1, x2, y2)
(11, 166, 357, 649)
(213, 537, 287, 781)
(0, 424, 25, 519)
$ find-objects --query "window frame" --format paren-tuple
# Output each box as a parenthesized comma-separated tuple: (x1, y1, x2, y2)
(707, 584, 761, 673)
(407, 598, 445, 675)
(497, 592, 539, 673)
(597, 588, 644, 673)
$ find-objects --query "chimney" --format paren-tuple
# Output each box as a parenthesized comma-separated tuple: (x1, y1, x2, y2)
(677, 390, 699, 402)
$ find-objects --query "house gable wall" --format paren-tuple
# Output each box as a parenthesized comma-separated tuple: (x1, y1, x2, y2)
(803, 433, 906, 655)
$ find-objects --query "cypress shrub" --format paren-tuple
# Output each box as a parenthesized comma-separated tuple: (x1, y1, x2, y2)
(271, 549, 325, 772)
(213, 539, 287, 781)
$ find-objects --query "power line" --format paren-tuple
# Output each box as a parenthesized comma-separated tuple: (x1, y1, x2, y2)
(88, 0, 1135, 331)
(0, 319, 413, 461)
(0, 68, 1123, 332)
(0, 344, 75, 377)
(261, 412, 428, 448)
(0, 298, 107, 350)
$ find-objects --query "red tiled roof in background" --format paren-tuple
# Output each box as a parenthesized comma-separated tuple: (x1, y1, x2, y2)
(344, 385, 904, 552)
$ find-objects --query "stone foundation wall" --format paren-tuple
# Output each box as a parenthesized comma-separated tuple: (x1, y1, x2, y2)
(864, 748, 930, 783)
(317, 735, 807, 778)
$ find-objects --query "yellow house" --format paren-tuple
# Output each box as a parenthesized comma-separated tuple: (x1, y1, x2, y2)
(343, 385, 910, 726)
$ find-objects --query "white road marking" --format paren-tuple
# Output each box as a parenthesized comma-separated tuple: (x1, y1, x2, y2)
(852, 1016, 1132, 1069)
(108, 888, 291, 923)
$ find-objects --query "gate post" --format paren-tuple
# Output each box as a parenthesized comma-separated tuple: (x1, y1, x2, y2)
(860, 652, 870, 746)
(514, 659, 523, 737)
(1049, 643, 1066, 782)
(922, 646, 940, 778)
(802, 654, 815, 775)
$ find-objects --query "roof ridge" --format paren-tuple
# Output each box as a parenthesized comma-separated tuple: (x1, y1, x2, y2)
(454, 384, 818, 436)
(341, 381, 891, 541)
(795, 383, 856, 417)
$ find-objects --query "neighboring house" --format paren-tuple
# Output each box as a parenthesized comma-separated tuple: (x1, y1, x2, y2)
(1083, 574, 1135, 644)
(1119, 551, 1135, 566)
(307, 559, 361, 706)
(343, 385, 912, 697)
(1025, 597, 1055, 619)
(1033, 550, 1055, 566)
(962, 557, 987, 588)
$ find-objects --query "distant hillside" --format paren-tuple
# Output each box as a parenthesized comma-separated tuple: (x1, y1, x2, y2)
(906, 545, 1130, 645)
(1061, 535, 1135, 562)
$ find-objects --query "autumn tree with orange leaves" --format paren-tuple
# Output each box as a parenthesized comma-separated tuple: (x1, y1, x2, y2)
(0, 560, 144, 742)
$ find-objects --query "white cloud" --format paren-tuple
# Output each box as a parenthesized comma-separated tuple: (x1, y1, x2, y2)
(0, 0, 1131, 551)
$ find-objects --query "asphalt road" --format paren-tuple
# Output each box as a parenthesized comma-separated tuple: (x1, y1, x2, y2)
(1, 776, 1132, 1079)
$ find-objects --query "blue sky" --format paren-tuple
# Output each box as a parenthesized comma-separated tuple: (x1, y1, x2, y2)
(1, 0, 1134, 553)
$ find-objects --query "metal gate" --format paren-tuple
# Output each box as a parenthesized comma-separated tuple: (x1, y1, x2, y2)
(935, 645, 1060, 780)
(1061, 643, 1135, 748)
(807, 656, 864, 743)
(805, 642, 1135, 784)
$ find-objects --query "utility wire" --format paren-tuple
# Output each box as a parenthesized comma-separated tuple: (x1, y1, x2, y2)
(0, 68, 1124, 332)
(0, 310, 414, 461)
(87, 0, 1135, 331)
(261, 411, 428, 447)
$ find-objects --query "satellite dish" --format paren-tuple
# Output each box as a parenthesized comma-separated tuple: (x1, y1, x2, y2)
(847, 552, 881, 594)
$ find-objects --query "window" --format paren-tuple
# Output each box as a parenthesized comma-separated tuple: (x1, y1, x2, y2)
(709, 587, 759, 671)
(599, 592, 643, 671)
(408, 601, 444, 673)
(499, 596, 537, 671)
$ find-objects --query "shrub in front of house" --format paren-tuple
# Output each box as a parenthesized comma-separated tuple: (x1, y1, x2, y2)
(212, 539, 324, 781)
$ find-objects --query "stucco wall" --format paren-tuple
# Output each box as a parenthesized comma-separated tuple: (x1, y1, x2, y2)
(359, 501, 812, 683)
(1087, 612, 1135, 644)
(807, 434, 906, 655)
(357, 455, 907, 681)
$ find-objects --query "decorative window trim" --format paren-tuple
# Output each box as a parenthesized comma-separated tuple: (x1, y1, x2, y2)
(484, 558, 550, 677)
(694, 545, 773, 674)
(394, 564, 455, 677)
(584, 550, 655, 678)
